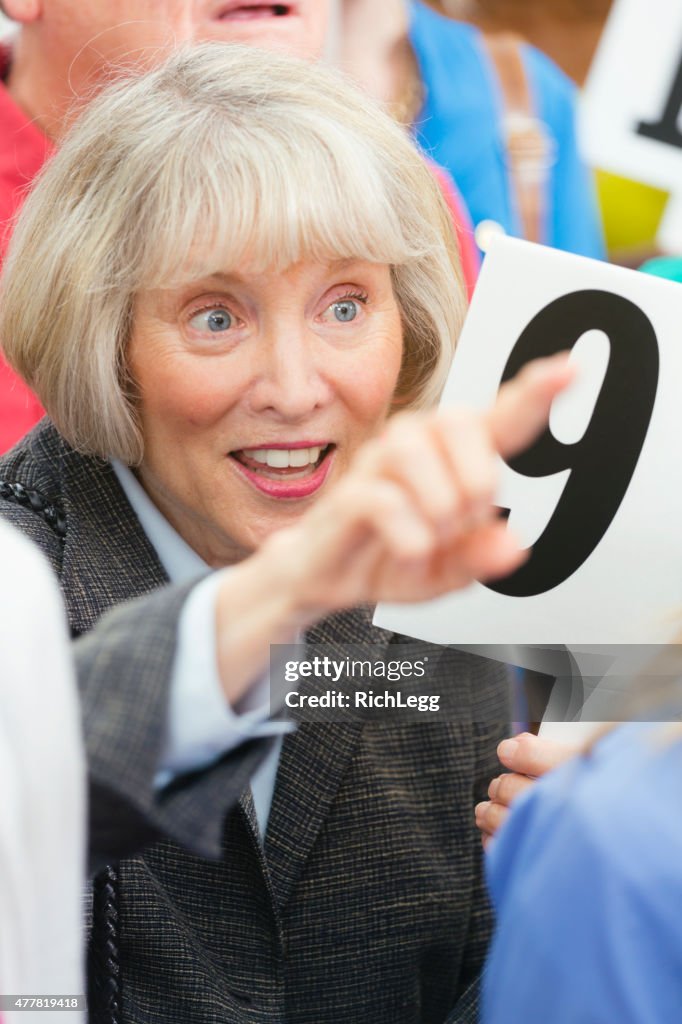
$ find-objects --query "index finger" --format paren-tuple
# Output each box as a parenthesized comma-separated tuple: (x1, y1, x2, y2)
(488, 353, 575, 459)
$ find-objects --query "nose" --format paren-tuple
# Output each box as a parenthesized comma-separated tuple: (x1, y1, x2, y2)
(248, 326, 334, 422)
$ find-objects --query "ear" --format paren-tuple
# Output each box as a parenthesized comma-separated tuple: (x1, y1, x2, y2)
(2, 0, 43, 24)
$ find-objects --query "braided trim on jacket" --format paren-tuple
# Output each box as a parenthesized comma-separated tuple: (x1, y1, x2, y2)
(88, 866, 121, 1024)
(0, 479, 67, 540)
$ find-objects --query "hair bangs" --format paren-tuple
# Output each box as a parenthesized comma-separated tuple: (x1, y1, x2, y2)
(135, 112, 420, 291)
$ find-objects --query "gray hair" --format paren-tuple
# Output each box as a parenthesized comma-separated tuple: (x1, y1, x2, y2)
(0, 43, 465, 462)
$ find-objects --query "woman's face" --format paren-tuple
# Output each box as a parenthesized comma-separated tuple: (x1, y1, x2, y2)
(128, 259, 404, 565)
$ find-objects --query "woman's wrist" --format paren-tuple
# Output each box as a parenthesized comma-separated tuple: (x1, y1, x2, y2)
(213, 531, 320, 707)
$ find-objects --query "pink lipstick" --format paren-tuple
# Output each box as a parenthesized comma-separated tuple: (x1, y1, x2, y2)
(229, 443, 335, 499)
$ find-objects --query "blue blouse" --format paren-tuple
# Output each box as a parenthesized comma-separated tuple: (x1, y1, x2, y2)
(484, 722, 682, 1023)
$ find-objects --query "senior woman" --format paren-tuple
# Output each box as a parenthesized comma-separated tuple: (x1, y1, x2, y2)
(0, 45, 570, 1024)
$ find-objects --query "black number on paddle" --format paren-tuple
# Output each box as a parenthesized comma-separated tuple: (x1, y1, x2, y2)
(484, 290, 659, 597)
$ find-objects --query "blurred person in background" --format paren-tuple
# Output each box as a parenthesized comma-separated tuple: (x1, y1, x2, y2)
(0, 0, 478, 455)
(482, 663, 682, 1023)
(0, 520, 85, 1024)
(339, 0, 605, 260)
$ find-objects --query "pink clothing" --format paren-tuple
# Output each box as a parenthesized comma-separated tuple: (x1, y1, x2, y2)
(0, 48, 50, 453)
(428, 159, 480, 300)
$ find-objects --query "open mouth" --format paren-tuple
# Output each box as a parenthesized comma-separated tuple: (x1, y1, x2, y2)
(229, 443, 336, 498)
(217, 3, 293, 20)
(233, 443, 333, 478)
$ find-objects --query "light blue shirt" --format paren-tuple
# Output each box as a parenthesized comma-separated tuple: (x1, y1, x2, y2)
(484, 722, 682, 1023)
(111, 461, 291, 837)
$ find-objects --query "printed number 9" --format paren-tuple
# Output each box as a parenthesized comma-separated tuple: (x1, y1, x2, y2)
(485, 290, 659, 597)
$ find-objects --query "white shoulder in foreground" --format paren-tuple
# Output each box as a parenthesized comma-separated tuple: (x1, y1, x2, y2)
(0, 521, 86, 1023)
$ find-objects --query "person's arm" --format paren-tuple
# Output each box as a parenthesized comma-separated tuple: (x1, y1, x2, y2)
(75, 581, 276, 868)
(156, 571, 293, 788)
(482, 757, 682, 1024)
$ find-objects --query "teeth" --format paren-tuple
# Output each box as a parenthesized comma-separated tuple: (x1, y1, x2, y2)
(266, 449, 290, 468)
(289, 448, 312, 467)
(242, 446, 324, 468)
(248, 449, 268, 463)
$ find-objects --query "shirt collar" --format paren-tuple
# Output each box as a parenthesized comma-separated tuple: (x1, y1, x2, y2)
(111, 460, 208, 584)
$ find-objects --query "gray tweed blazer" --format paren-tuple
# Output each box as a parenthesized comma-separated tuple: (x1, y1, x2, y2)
(0, 421, 509, 1024)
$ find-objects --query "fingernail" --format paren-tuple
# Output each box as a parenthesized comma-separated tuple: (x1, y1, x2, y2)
(488, 777, 499, 799)
(498, 738, 518, 762)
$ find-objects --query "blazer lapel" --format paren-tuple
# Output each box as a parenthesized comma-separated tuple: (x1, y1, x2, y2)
(264, 605, 393, 910)
(47, 435, 169, 634)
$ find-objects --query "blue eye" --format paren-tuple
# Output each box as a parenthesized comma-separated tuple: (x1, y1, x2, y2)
(331, 299, 358, 323)
(189, 307, 233, 333)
